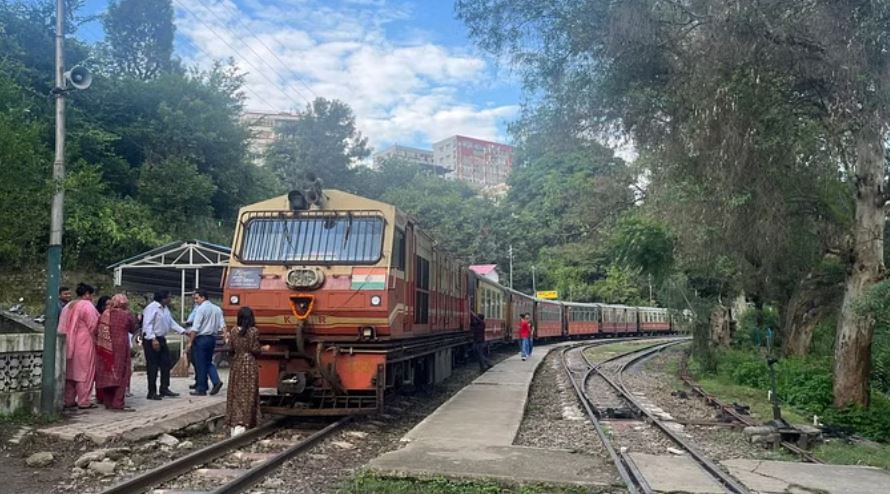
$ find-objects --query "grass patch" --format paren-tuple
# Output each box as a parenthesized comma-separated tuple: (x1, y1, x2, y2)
(688, 348, 890, 468)
(0, 407, 60, 426)
(813, 439, 890, 469)
(583, 340, 662, 364)
(693, 375, 809, 425)
(340, 473, 596, 494)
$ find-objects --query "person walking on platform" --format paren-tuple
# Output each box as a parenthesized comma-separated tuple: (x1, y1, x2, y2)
(58, 283, 100, 409)
(142, 290, 187, 400)
(519, 313, 532, 361)
(95, 294, 137, 411)
(189, 290, 225, 396)
(471, 312, 493, 371)
(225, 307, 261, 436)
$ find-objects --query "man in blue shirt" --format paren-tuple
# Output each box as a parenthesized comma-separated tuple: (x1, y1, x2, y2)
(189, 289, 226, 396)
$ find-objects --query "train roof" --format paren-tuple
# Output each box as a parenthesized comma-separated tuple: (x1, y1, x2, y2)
(237, 189, 399, 220)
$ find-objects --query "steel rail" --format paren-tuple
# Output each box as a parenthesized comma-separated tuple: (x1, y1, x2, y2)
(99, 417, 290, 494)
(591, 340, 753, 494)
(560, 343, 641, 494)
(676, 360, 823, 464)
(210, 417, 350, 494)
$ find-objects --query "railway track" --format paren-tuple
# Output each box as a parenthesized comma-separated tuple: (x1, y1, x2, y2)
(99, 417, 349, 494)
(563, 338, 753, 494)
(676, 356, 823, 464)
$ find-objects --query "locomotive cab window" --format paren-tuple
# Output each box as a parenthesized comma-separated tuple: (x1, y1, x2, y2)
(240, 213, 384, 264)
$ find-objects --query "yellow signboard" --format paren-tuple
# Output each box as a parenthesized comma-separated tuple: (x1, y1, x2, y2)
(536, 290, 559, 300)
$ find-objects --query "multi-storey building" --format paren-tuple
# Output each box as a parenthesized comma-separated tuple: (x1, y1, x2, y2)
(372, 145, 447, 175)
(432, 135, 514, 188)
(241, 110, 301, 164)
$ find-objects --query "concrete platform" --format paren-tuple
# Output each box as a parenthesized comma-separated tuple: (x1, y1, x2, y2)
(722, 459, 890, 494)
(370, 343, 617, 487)
(39, 369, 228, 444)
(371, 443, 612, 486)
(628, 453, 723, 494)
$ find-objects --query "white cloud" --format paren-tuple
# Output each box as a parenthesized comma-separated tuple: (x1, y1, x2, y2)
(173, 0, 518, 149)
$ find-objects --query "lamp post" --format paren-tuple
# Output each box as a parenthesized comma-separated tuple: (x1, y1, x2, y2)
(531, 265, 537, 296)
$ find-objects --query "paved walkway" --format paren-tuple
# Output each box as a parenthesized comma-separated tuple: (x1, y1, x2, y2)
(723, 459, 890, 494)
(39, 369, 228, 444)
(369, 343, 617, 487)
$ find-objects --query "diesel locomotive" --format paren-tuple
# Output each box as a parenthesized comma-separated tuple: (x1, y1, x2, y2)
(222, 186, 674, 416)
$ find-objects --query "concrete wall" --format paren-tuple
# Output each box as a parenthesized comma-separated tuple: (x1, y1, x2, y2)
(0, 311, 43, 334)
(0, 332, 66, 415)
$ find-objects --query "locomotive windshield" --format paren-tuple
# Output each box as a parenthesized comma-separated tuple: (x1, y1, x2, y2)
(240, 215, 384, 264)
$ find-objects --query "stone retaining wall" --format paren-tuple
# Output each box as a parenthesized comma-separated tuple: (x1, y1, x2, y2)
(0, 332, 65, 414)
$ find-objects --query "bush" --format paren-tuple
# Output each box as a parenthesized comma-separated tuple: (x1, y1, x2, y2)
(707, 349, 890, 442)
(820, 393, 890, 442)
(736, 307, 780, 349)
(730, 359, 771, 388)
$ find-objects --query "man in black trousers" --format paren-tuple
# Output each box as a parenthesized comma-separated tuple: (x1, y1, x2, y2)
(141, 290, 187, 400)
(471, 312, 493, 371)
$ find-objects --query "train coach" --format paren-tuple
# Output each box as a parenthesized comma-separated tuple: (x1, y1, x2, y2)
(222, 187, 675, 416)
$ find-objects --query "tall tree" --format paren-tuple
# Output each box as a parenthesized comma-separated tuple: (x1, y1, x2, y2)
(104, 0, 175, 79)
(265, 98, 370, 191)
(459, 0, 889, 407)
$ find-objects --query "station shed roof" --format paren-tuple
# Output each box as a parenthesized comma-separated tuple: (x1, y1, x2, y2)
(107, 240, 231, 320)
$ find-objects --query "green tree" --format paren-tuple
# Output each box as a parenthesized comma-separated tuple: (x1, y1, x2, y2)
(103, 0, 175, 79)
(0, 72, 50, 264)
(590, 265, 643, 305)
(459, 0, 889, 406)
(266, 98, 370, 191)
(506, 135, 635, 292)
(605, 215, 674, 286)
(137, 157, 216, 226)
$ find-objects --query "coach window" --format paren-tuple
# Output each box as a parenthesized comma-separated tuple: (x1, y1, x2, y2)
(414, 255, 430, 324)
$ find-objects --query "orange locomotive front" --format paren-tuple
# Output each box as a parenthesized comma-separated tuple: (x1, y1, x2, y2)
(222, 187, 470, 415)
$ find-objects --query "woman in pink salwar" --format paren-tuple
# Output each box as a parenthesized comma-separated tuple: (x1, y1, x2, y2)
(95, 294, 136, 411)
(59, 283, 100, 409)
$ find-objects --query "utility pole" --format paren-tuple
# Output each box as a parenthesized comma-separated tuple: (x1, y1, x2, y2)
(648, 273, 653, 304)
(41, 0, 66, 416)
(509, 244, 514, 289)
(531, 265, 537, 296)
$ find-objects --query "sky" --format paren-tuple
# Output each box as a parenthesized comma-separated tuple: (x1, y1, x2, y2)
(75, 0, 523, 153)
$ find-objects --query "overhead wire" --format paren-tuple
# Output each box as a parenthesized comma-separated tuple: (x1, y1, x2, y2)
(54, 1, 280, 111)
(172, 0, 309, 111)
(191, 0, 314, 105)
(204, 0, 318, 101)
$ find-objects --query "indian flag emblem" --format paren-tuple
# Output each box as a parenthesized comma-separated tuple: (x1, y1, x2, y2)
(351, 267, 387, 290)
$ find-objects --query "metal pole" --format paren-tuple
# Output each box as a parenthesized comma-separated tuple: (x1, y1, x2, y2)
(531, 265, 537, 296)
(509, 244, 513, 289)
(181, 269, 187, 357)
(180, 269, 186, 322)
(648, 273, 653, 304)
(40, 0, 66, 416)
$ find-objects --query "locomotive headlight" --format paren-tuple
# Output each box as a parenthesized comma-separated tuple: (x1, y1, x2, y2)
(229, 295, 240, 305)
(286, 268, 324, 289)
(370, 295, 382, 306)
